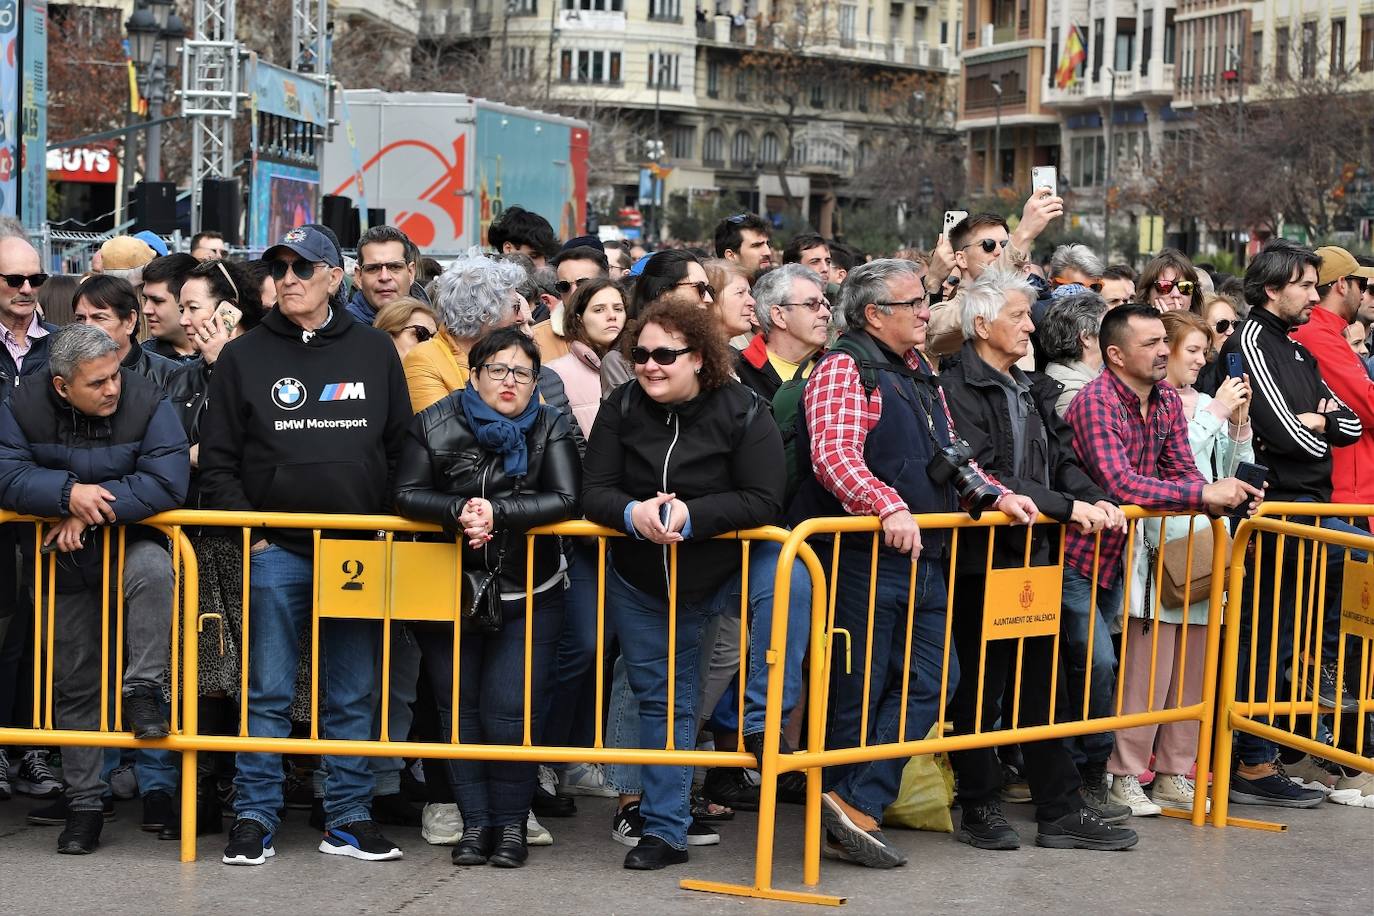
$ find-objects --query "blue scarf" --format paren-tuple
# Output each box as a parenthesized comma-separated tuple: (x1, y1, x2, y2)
(459, 382, 540, 478)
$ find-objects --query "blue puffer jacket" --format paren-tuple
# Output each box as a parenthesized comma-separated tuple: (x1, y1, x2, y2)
(0, 368, 190, 590)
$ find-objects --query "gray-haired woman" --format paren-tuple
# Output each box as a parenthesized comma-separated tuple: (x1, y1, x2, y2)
(403, 249, 532, 413)
(1039, 291, 1109, 416)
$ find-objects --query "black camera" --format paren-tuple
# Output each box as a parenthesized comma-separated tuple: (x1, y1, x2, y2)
(927, 439, 1002, 519)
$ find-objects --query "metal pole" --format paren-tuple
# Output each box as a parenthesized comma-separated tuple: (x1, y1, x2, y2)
(544, 0, 558, 100)
(991, 81, 1002, 188)
(1105, 71, 1115, 261)
(146, 48, 164, 181)
(653, 49, 663, 245)
(121, 108, 140, 225)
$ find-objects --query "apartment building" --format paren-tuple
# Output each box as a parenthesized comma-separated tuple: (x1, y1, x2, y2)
(416, 1, 963, 234)
(956, 0, 1060, 194)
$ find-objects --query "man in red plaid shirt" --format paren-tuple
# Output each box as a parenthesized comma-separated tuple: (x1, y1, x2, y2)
(787, 258, 1039, 869)
(1064, 303, 1261, 809)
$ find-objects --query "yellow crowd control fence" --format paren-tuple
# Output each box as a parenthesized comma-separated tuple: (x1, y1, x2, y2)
(694, 507, 1231, 906)
(1211, 505, 1374, 827)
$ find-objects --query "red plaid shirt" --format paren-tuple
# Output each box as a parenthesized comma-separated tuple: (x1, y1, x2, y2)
(1064, 369, 1207, 584)
(804, 347, 1007, 519)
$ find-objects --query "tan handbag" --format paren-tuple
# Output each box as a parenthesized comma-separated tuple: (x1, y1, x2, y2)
(1158, 523, 1228, 610)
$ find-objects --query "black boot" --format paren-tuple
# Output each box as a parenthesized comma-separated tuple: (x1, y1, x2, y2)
(159, 774, 224, 840)
(488, 822, 528, 868)
(57, 810, 103, 854)
(451, 825, 496, 865)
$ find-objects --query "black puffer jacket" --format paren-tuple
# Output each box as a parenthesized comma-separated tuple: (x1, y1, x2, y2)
(941, 342, 1108, 568)
(394, 395, 581, 595)
(582, 379, 784, 603)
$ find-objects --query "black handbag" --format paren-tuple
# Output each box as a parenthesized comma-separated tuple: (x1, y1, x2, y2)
(460, 535, 506, 633)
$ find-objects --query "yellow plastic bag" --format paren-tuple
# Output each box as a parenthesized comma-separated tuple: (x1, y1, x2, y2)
(882, 726, 955, 833)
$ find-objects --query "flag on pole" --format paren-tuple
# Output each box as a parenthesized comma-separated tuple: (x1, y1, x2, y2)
(1055, 27, 1087, 89)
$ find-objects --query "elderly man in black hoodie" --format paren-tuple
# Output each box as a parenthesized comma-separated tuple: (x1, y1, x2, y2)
(198, 226, 412, 867)
(0, 323, 189, 854)
(940, 269, 1136, 854)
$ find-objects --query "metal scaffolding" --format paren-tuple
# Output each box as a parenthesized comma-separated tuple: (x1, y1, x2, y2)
(181, 0, 241, 233)
(291, 0, 328, 76)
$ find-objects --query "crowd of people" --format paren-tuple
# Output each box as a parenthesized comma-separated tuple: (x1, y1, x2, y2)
(0, 197, 1369, 875)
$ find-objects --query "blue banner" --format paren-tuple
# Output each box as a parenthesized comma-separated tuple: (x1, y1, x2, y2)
(19, 0, 45, 230)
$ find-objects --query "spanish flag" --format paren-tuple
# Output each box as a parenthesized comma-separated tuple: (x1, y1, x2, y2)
(1055, 27, 1087, 89)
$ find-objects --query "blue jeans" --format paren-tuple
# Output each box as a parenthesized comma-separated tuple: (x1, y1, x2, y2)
(543, 539, 600, 749)
(1234, 511, 1368, 765)
(233, 546, 379, 832)
(608, 564, 735, 850)
(738, 540, 812, 737)
(823, 552, 958, 819)
(605, 658, 642, 795)
(416, 588, 563, 828)
(1060, 566, 1123, 767)
(369, 622, 421, 796)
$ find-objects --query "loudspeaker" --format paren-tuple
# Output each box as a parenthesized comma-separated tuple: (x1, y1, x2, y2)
(366, 208, 386, 231)
(129, 181, 177, 235)
(322, 195, 359, 250)
(201, 178, 242, 245)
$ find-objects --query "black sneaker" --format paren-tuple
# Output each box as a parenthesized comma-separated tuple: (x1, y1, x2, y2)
(702, 767, 760, 812)
(1316, 663, 1361, 712)
(488, 822, 528, 869)
(1079, 764, 1131, 825)
(123, 687, 170, 740)
(222, 818, 275, 866)
(531, 781, 576, 818)
(57, 810, 103, 855)
(28, 794, 114, 826)
(623, 834, 689, 870)
(611, 801, 644, 847)
(743, 732, 809, 805)
(954, 801, 1021, 850)
(1035, 808, 1139, 850)
(319, 819, 403, 861)
(1229, 761, 1326, 809)
(370, 792, 422, 827)
(141, 790, 175, 832)
(686, 818, 720, 847)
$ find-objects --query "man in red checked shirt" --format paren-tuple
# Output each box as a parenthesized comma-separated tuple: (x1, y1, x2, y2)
(786, 258, 1039, 870)
(1064, 303, 1261, 813)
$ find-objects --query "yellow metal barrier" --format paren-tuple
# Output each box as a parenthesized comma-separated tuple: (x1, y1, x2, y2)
(689, 507, 1230, 906)
(1211, 513, 1374, 828)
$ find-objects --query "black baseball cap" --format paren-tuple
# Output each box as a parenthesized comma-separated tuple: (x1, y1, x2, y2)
(262, 226, 343, 268)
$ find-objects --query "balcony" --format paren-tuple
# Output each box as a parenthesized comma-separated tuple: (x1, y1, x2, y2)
(1042, 62, 1175, 107)
(336, 0, 420, 36)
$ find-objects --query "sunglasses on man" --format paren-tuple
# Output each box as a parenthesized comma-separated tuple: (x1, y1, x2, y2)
(267, 260, 327, 282)
(961, 238, 1010, 254)
(1, 273, 49, 289)
(555, 277, 597, 295)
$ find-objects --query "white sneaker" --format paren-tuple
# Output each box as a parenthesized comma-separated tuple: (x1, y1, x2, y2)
(1152, 773, 1210, 813)
(526, 811, 553, 846)
(1107, 773, 1162, 816)
(560, 763, 616, 798)
(537, 765, 559, 796)
(1329, 769, 1374, 808)
(421, 802, 463, 845)
(108, 762, 139, 800)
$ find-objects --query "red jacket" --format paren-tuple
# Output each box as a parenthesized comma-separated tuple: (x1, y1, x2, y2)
(1291, 306, 1374, 504)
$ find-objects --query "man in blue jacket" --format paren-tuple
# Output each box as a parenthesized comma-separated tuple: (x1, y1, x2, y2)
(0, 323, 190, 854)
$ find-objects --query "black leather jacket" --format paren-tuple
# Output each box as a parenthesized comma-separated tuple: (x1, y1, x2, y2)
(123, 343, 209, 439)
(394, 394, 582, 594)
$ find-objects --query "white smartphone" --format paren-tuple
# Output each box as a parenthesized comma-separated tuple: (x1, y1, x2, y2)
(943, 210, 968, 237)
(1031, 166, 1058, 197)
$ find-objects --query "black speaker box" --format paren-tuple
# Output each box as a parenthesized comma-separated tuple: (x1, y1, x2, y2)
(129, 181, 177, 235)
(201, 178, 242, 245)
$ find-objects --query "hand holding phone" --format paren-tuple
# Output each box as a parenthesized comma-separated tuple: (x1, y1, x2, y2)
(1229, 461, 1269, 519)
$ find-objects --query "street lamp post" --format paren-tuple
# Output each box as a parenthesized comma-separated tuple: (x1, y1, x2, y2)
(990, 80, 1003, 188)
(1102, 66, 1116, 262)
(125, 0, 185, 183)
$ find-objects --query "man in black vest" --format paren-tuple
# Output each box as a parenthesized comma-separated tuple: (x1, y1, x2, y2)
(792, 259, 1038, 868)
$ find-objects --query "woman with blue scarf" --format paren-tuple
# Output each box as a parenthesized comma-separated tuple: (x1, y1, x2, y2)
(395, 326, 581, 869)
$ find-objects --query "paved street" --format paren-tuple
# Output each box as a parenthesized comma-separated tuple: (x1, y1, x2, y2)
(1, 790, 1369, 914)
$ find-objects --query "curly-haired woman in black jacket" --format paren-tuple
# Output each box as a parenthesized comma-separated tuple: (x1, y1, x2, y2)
(395, 326, 581, 869)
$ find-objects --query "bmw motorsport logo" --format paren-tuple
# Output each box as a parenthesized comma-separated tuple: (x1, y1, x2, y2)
(271, 377, 307, 410)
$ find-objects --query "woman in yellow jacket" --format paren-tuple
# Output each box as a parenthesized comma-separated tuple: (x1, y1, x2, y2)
(404, 250, 533, 412)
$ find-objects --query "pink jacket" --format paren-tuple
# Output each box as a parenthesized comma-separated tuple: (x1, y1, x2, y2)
(547, 342, 604, 441)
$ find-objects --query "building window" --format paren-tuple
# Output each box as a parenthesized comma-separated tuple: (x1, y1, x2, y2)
(648, 0, 680, 20)
(735, 68, 749, 101)
(1049, 27, 1060, 82)
(510, 0, 537, 13)
(1332, 18, 1347, 73)
(560, 49, 622, 84)
(839, 3, 857, 44)
(671, 126, 695, 160)
(648, 51, 680, 89)
(704, 128, 725, 165)
(707, 59, 720, 97)
(1251, 31, 1263, 75)
(1070, 135, 1105, 187)
(563, 0, 623, 10)
(857, 140, 873, 170)
(1141, 13, 1153, 75)
(1092, 18, 1104, 81)
(1301, 21, 1317, 78)
(809, 83, 824, 108)
(1163, 10, 1175, 63)
(1363, 16, 1374, 72)
(1275, 27, 1289, 79)
(731, 131, 754, 166)
(1114, 22, 1135, 72)
(504, 46, 533, 77)
(759, 132, 781, 165)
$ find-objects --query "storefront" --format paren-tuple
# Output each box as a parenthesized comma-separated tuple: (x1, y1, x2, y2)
(46, 144, 118, 232)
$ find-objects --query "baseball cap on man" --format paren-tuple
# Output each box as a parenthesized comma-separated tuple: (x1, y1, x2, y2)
(263, 226, 343, 269)
(1315, 246, 1374, 286)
